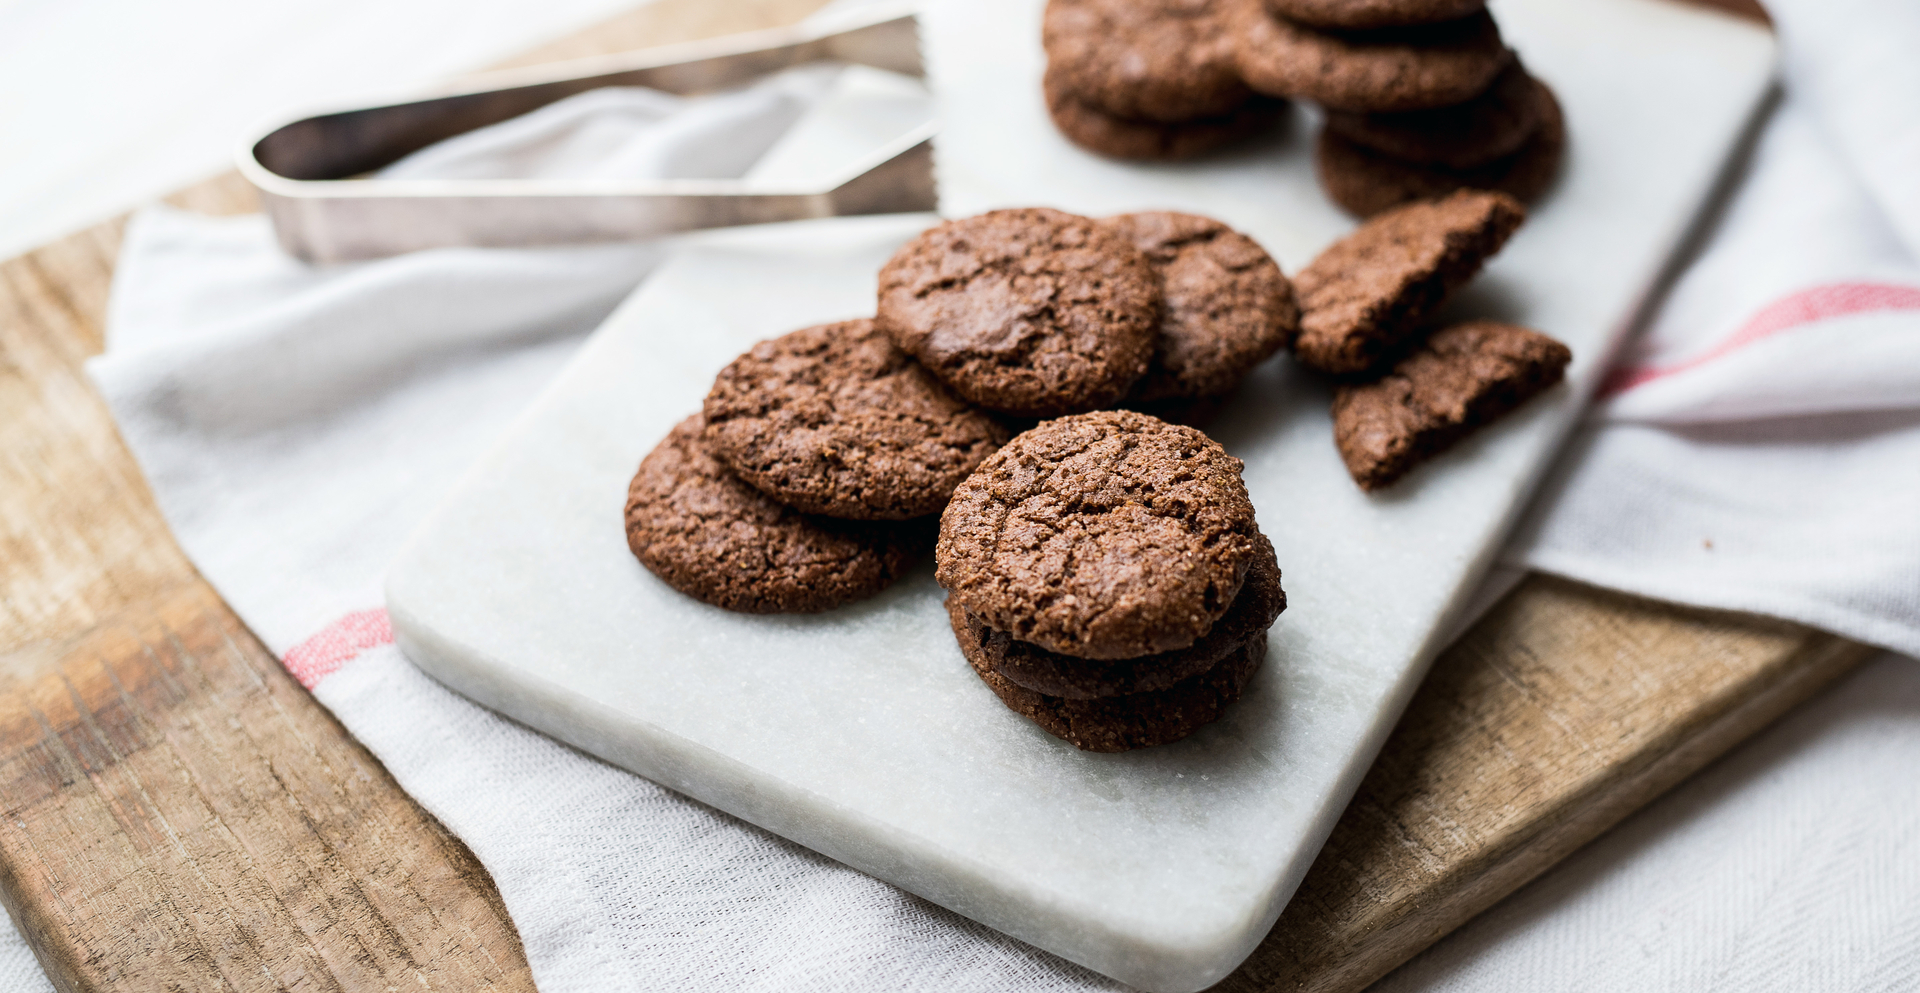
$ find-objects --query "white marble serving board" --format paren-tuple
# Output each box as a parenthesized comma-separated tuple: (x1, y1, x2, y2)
(386, 2, 1775, 989)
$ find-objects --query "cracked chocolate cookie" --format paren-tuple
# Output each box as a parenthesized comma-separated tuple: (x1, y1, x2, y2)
(960, 531, 1284, 699)
(1043, 0, 1250, 123)
(1045, 68, 1288, 161)
(1332, 320, 1570, 490)
(702, 319, 1009, 520)
(936, 410, 1260, 660)
(625, 415, 927, 612)
(1292, 189, 1526, 375)
(1103, 211, 1299, 402)
(1231, 4, 1512, 113)
(877, 208, 1159, 417)
(955, 598, 1267, 752)
(1316, 76, 1565, 217)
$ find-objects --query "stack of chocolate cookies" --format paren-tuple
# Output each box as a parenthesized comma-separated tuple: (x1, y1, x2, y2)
(1038, 0, 1565, 217)
(938, 411, 1286, 752)
(1040, 0, 1287, 161)
(1231, 0, 1564, 215)
(1285, 188, 1573, 488)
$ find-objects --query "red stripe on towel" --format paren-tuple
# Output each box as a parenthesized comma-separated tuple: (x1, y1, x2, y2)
(284, 608, 394, 689)
(1601, 281, 1920, 397)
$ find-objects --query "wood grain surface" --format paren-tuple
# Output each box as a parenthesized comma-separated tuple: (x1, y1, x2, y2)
(0, 0, 1863, 991)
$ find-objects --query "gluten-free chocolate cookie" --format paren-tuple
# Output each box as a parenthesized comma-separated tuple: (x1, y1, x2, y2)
(937, 410, 1260, 660)
(954, 599, 1266, 752)
(1232, 5, 1512, 113)
(877, 208, 1159, 418)
(1332, 320, 1570, 490)
(1292, 189, 1526, 375)
(1323, 61, 1546, 168)
(962, 532, 1284, 699)
(702, 319, 1008, 520)
(1044, 68, 1288, 161)
(1043, 0, 1250, 123)
(1317, 78, 1565, 216)
(625, 415, 927, 612)
(1264, 0, 1483, 31)
(1102, 211, 1299, 401)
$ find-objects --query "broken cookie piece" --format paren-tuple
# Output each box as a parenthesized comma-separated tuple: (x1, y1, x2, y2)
(1292, 189, 1526, 375)
(1332, 320, 1570, 490)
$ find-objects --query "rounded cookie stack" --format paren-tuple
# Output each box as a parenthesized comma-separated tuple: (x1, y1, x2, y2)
(1227, 0, 1565, 216)
(1041, 0, 1287, 161)
(937, 411, 1286, 751)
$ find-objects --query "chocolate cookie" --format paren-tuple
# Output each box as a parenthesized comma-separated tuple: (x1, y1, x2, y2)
(1264, 0, 1483, 30)
(954, 598, 1267, 752)
(937, 410, 1261, 660)
(1045, 68, 1288, 161)
(1292, 189, 1526, 375)
(1231, 4, 1512, 113)
(1323, 61, 1546, 168)
(876, 208, 1159, 418)
(1043, 0, 1250, 123)
(963, 532, 1284, 699)
(625, 415, 927, 612)
(1102, 211, 1300, 401)
(1317, 77, 1566, 216)
(1332, 320, 1570, 490)
(702, 319, 1008, 520)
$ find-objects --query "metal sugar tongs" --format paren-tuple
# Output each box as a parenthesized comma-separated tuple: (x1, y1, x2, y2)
(238, 1, 933, 263)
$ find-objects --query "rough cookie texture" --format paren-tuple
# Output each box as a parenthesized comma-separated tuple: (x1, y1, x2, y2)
(1264, 0, 1483, 30)
(1332, 320, 1570, 490)
(625, 415, 927, 612)
(877, 208, 1160, 418)
(1292, 189, 1526, 375)
(955, 599, 1267, 752)
(936, 410, 1260, 660)
(1043, 0, 1250, 123)
(702, 319, 1009, 520)
(1317, 78, 1565, 217)
(1044, 68, 1288, 162)
(965, 532, 1284, 699)
(1323, 61, 1546, 168)
(1103, 211, 1300, 401)
(1231, 4, 1512, 113)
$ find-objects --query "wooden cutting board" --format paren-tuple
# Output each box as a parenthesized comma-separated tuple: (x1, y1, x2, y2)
(0, 0, 1871, 991)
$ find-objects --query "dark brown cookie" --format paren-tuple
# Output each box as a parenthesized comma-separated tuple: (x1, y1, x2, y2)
(625, 415, 927, 612)
(702, 319, 1008, 520)
(936, 410, 1261, 660)
(1231, 4, 1512, 113)
(876, 208, 1159, 418)
(1044, 68, 1288, 161)
(1332, 320, 1570, 490)
(953, 598, 1267, 752)
(1323, 61, 1545, 168)
(1102, 211, 1300, 402)
(1292, 189, 1526, 375)
(964, 531, 1284, 699)
(1264, 0, 1483, 30)
(1317, 77, 1566, 216)
(1043, 0, 1250, 123)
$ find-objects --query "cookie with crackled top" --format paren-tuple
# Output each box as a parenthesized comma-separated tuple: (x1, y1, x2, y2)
(876, 208, 1159, 418)
(936, 410, 1260, 660)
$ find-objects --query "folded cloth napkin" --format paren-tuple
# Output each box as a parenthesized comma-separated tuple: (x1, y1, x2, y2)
(11, 2, 1911, 991)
